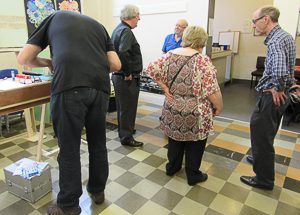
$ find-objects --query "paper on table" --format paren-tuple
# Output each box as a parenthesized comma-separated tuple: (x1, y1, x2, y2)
(0, 79, 26, 90)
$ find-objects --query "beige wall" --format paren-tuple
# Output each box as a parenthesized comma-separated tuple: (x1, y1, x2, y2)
(83, 0, 113, 34)
(214, 0, 300, 80)
(297, 37, 300, 58)
(213, 0, 272, 80)
(0, 52, 19, 70)
(0, 1, 114, 71)
(231, 35, 267, 80)
(1, 1, 299, 73)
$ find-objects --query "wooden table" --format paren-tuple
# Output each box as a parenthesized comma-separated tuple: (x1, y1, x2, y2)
(0, 81, 51, 161)
(0, 81, 50, 114)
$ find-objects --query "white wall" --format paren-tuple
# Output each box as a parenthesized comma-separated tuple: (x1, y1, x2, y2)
(274, 0, 300, 60)
(112, 0, 209, 67)
(274, 0, 300, 38)
(213, 0, 272, 80)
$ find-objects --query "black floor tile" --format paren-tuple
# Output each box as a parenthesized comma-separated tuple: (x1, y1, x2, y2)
(223, 128, 250, 139)
(205, 145, 244, 162)
(0, 199, 35, 215)
(275, 201, 300, 215)
(0, 142, 15, 150)
(219, 182, 250, 203)
(7, 150, 32, 162)
(275, 154, 291, 166)
(151, 187, 183, 210)
(186, 186, 217, 206)
(115, 191, 147, 214)
(283, 177, 300, 194)
(239, 205, 268, 215)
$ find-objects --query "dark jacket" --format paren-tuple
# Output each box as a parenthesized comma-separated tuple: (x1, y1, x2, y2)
(111, 21, 143, 77)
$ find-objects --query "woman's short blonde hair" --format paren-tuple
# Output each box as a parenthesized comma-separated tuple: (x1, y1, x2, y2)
(182, 26, 208, 49)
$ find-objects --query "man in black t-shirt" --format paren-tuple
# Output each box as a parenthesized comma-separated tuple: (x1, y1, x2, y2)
(17, 11, 121, 215)
(111, 4, 144, 147)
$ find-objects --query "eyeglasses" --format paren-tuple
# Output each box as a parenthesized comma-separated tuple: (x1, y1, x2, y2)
(252, 15, 265, 24)
(175, 24, 187, 29)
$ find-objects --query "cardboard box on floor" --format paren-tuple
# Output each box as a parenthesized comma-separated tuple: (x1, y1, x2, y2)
(4, 158, 52, 203)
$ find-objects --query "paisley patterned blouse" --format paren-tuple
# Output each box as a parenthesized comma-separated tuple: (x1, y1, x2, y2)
(146, 52, 220, 141)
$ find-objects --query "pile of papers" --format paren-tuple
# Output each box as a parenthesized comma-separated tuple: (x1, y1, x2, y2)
(12, 158, 49, 179)
(0, 80, 25, 90)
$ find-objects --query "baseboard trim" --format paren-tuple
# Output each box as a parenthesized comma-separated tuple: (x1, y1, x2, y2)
(230, 79, 251, 84)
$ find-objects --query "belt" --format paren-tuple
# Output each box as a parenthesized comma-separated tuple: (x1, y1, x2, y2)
(262, 88, 289, 95)
(112, 73, 140, 79)
(112, 72, 124, 76)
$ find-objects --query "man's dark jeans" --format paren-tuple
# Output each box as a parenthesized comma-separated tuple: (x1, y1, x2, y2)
(250, 92, 288, 186)
(50, 87, 109, 209)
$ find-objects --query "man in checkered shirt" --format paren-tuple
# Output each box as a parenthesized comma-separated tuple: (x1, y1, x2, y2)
(240, 6, 296, 190)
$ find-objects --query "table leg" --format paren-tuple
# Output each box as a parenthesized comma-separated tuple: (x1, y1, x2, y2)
(24, 108, 37, 138)
(36, 104, 46, 161)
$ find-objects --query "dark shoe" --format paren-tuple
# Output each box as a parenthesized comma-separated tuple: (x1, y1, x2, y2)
(246, 155, 253, 164)
(166, 168, 181, 176)
(47, 204, 81, 215)
(90, 191, 105, 205)
(121, 139, 143, 147)
(188, 173, 208, 186)
(240, 176, 273, 190)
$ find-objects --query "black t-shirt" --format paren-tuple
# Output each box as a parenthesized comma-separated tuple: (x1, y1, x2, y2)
(27, 11, 115, 95)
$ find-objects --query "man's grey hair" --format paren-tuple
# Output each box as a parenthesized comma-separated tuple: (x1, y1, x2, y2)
(259, 6, 280, 22)
(120, 4, 140, 21)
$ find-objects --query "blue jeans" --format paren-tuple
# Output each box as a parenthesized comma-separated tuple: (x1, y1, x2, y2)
(50, 87, 109, 209)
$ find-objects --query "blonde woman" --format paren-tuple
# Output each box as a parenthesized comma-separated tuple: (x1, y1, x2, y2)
(146, 26, 223, 185)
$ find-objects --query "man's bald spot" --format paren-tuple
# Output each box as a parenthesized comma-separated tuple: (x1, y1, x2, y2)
(177, 19, 188, 27)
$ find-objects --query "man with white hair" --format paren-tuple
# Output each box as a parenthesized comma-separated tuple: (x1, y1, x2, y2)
(111, 4, 144, 147)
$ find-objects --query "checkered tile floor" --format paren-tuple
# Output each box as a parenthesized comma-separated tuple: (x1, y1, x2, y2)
(0, 98, 300, 215)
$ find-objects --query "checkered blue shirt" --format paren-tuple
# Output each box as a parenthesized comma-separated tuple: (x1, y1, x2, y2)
(255, 25, 296, 92)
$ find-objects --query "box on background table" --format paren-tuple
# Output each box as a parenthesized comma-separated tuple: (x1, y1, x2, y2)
(4, 158, 52, 203)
